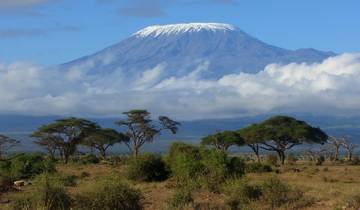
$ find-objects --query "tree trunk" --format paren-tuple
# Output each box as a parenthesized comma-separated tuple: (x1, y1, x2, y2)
(134, 146, 139, 157)
(334, 147, 339, 161)
(248, 144, 261, 163)
(348, 151, 353, 161)
(99, 148, 107, 159)
(276, 150, 285, 165)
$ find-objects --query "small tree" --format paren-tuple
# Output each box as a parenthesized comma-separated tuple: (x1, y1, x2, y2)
(238, 124, 266, 163)
(82, 128, 129, 158)
(32, 118, 99, 163)
(201, 130, 244, 152)
(0, 134, 20, 160)
(115, 110, 179, 156)
(248, 116, 328, 164)
(341, 138, 358, 161)
(327, 136, 343, 161)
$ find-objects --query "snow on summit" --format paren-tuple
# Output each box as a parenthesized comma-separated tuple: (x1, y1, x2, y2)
(133, 23, 237, 37)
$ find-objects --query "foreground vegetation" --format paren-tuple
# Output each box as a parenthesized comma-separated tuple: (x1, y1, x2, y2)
(1, 150, 360, 210)
(0, 112, 359, 209)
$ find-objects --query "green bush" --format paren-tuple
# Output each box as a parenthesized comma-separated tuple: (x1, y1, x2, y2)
(167, 143, 245, 191)
(227, 156, 246, 175)
(167, 142, 204, 184)
(261, 177, 306, 208)
(0, 153, 56, 180)
(165, 186, 194, 209)
(222, 178, 262, 209)
(245, 162, 272, 173)
(75, 176, 142, 210)
(10, 173, 72, 210)
(126, 153, 169, 182)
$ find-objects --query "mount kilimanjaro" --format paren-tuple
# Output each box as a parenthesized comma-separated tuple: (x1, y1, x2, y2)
(61, 23, 335, 79)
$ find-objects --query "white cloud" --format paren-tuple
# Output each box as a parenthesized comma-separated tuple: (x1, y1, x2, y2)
(0, 53, 360, 119)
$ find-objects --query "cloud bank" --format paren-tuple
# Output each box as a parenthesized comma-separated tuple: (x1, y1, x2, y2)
(1, 53, 360, 119)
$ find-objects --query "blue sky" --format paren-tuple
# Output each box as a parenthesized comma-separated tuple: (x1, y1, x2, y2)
(0, 0, 359, 65)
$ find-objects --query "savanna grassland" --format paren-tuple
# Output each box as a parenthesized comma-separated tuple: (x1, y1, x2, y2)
(1, 113, 360, 210)
(1, 156, 360, 210)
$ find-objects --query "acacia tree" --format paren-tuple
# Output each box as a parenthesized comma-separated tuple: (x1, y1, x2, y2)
(32, 118, 99, 163)
(237, 124, 266, 163)
(247, 116, 328, 164)
(341, 138, 358, 161)
(201, 130, 244, 152)
(0, 134, 20, 160)
(327, 136, 344, 161)
(115, 110, 179, 156)
(82, 128, 129, 158)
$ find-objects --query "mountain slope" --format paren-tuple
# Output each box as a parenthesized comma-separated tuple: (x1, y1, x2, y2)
(61, 23, 335, 79)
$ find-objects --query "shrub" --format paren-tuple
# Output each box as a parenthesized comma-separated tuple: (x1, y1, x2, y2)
(227, 156, 246, 177)
(1, 153, 56, 180)
(126, 153, 169, 182)
(261, 177, 307, 208)
(199, 149, 231, 191)
(245, 162, 272, 173)
(266, 153, 278, 166)
(222, 178, 262, 209)
(167, 143, 204, 184)
(165, 186, 194, 209)
(10, 173, 72, 210)
(74, 176, 142, 210)
(167, 143, 245, 191)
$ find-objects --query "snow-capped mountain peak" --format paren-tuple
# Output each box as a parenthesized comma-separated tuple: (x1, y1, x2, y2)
(133, 23, 237, 38)
(62, 23, 335, 79)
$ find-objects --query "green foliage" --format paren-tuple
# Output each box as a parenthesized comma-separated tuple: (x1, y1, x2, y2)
(265, 153, 278, 166)
(167, 142, 245, 191)
(165, 186, 194, 209)
(261, 177, 305, 209)
(0, 153, 55, 180)
(245, 162, 272, 173)
(82, 128, 129, 158)
(32, 117, 99, 163)
(10, 173, 72, 210)
(239, 116, 328, 164)
(227, 156, 246, 175)
(126, 153, 169, 182)
(74, 176, 143, 210)
(116, 110, 179, 156)
(222, 178, 262, 209)
(201, 130, 244, 151)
